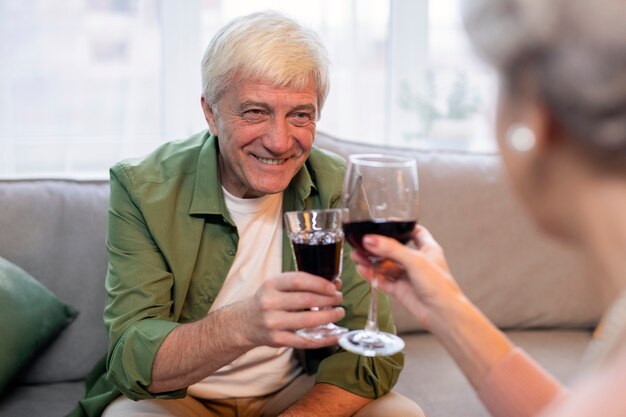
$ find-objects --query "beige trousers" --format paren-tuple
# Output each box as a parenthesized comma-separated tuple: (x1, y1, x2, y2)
(102, 373, 424, 417)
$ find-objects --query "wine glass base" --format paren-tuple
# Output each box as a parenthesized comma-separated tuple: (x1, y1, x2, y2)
(296, 324, 348, 340)
(339, 330, 405, 357)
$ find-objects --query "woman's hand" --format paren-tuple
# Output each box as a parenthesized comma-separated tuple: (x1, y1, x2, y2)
(353, 224, 515, 389)
(351, 225, 465, 331)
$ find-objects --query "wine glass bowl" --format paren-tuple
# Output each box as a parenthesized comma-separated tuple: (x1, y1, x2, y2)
(339, 154, 419, 356)
(343, 220, 416, 262)
(284, 208, 349, 339)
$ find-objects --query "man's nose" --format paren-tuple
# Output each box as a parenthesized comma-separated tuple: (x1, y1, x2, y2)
(263, 117, 292, 155)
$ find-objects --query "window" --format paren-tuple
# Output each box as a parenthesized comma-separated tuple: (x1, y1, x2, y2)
(389, 0, 496, 152)
(0, 0, 495, 178)
(0, 0, 162, 177)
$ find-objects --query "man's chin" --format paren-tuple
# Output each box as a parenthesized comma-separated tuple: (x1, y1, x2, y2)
(244, 163, 305, 197)
(255, 183, 290, 196)
(240, 180, 291, 198)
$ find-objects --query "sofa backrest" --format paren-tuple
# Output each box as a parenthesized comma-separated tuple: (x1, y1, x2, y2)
(315, 132, 604, 333)
(0, 132, 603, 384)
(0, 179, 110, 384)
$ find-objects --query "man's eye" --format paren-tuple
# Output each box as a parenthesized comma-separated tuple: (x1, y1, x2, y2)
(290, 112, 314, 126)
(242, 109, 267, 121)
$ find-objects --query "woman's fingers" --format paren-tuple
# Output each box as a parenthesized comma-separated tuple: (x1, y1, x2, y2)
(413, 225, 439, 250)
(362, 234, 417, 268)
(378, 258, 406, 279)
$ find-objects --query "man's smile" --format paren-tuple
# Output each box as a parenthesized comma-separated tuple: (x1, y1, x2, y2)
(253, 155, 289, 165)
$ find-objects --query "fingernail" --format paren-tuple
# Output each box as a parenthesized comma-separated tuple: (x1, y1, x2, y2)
(363, 236, 378, 247)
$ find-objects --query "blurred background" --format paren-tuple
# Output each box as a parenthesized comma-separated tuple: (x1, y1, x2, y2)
(0, 0, 496, 178)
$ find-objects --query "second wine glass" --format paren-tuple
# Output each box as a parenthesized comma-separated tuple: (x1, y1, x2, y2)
(284, 208, 349, 339)
(340, 154, 419, 357)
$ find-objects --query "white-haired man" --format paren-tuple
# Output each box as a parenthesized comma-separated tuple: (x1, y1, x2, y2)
(70, 11, 423, 417)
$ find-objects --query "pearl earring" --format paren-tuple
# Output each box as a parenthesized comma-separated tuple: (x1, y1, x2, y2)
(507, 123, 536, 152)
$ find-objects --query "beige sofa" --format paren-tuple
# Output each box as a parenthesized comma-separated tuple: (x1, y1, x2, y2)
(0, 131, 601, 417)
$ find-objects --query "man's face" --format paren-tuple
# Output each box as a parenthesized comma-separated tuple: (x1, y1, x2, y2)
(202, 78, 318, 198)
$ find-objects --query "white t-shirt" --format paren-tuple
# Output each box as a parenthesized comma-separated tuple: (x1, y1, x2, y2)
(188, 188, 301, 399)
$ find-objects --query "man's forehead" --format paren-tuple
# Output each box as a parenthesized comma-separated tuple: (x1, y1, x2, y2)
(230, 78, 318, 103)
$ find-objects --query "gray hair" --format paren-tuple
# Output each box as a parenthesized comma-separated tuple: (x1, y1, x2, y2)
(463, 0, 626, 157)
(201, 11, 330, 115)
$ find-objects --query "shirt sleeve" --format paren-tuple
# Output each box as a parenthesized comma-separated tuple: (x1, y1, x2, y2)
(314, 243, 404, 398)
(477, 348, 567, 417)
(104, 163, 186, 400)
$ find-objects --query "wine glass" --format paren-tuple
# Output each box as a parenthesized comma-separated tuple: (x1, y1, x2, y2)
(284, 208, 349, 339)
(339, 154, 419, 356)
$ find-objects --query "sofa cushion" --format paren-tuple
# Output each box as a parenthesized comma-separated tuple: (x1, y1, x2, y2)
(395, 330, 591, 417)
(0, 257, 77, 393)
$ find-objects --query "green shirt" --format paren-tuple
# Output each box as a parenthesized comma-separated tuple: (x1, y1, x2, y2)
(70, 130, 402, 417)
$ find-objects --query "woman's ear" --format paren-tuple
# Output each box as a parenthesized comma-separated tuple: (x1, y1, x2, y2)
(528, 91, 575, 154)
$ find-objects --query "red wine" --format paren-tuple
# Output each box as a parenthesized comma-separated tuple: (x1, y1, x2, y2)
(292, 240, 343, 281)
(343, 220, 416, 254)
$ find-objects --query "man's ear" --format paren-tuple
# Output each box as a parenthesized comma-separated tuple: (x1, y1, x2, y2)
(201, 97, 218, 134)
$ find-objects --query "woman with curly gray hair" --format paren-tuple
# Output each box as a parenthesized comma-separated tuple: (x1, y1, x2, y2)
(352, 0, 626, 416)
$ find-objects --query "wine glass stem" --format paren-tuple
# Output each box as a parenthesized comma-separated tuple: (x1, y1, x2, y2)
(365, 263, 380, 333)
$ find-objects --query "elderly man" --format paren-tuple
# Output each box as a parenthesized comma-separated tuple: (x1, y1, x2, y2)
(70, 11, 423, 417)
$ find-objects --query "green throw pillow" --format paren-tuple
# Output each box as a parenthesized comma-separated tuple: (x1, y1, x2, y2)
(0, 256, 78, 393)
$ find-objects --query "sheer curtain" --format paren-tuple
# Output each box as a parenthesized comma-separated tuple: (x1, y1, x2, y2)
(0, 0, 162, 178)
(0, 0, 494, 178)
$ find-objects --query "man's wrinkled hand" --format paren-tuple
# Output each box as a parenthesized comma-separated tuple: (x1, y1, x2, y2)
(240, 272, 345, 349)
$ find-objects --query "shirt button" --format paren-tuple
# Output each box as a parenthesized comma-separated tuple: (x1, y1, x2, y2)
(227, 250, 236, 256)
